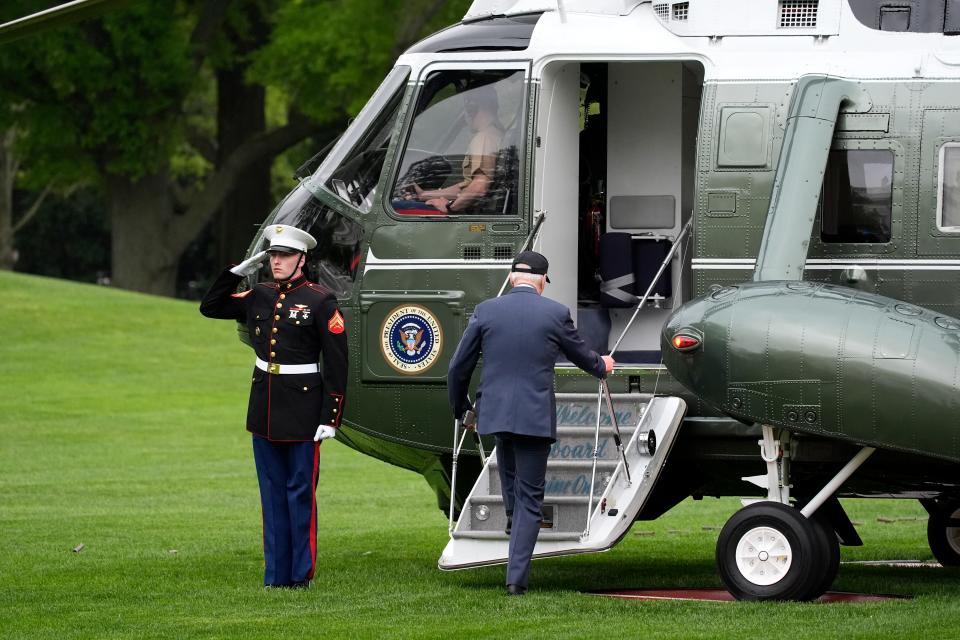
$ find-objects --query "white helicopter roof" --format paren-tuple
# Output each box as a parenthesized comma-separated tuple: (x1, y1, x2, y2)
(399, 0, 960, 83)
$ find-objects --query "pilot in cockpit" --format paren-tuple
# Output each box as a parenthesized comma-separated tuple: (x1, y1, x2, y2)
(395, 85, 504, 214)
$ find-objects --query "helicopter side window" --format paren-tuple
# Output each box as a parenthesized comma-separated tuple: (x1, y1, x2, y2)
(820, 149, 894, 244)
(937, 143, 960, 231)
(267, 184, 363, 299)
(390, 69, 525, 217)
(322, 69, 409, 213)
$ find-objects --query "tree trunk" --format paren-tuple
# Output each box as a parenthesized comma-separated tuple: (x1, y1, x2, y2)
(214, 66, 272, 266)
(0, 128, 16, 270)
(107, 171, 179, 295)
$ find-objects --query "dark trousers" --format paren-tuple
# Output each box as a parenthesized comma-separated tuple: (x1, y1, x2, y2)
(495, 432, 552, 589)
(252, 436, 321, 586)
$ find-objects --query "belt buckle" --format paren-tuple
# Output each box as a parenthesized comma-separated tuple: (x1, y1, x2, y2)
(268, 363, 280, 375)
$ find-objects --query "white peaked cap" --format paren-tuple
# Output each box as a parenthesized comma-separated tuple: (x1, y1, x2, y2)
(263, 224, 317, 253)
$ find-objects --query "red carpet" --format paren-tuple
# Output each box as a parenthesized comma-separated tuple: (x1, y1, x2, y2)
(587, 588, 906, 602)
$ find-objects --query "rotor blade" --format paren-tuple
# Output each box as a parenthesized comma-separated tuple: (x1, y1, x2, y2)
(0, 0, 128, 46)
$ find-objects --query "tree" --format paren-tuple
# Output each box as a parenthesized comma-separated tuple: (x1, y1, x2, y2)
(2, 0, 468, 295)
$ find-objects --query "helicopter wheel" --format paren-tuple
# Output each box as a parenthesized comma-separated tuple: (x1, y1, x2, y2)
(804, 512, 841, 599)
(927, 501, 960, 566)
(716, 502, 826, 601)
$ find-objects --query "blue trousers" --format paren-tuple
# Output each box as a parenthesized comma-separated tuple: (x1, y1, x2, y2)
(252, 436, 321, 586)
(495, 433, 552, 589)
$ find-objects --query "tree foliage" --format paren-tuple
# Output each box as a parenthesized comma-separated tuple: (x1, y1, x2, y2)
(249, 0, 466, 122)
(1, 0, 471, 294)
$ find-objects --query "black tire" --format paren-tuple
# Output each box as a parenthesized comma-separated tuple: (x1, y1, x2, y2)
(927, 503, 960, 566)
(716, 502, 824, 601)
(804, 512, 841, 600)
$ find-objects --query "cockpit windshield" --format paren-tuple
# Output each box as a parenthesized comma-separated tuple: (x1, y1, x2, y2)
(311, 66, 410, 213)
(256, 184, 363, 299)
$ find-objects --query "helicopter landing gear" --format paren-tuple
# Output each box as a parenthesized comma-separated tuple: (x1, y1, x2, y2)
(923, 500, 960, 566)
(716, 426, 872, 601)
(717, 501, 827, 600)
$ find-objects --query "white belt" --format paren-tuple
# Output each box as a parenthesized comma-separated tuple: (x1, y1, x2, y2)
(255, 358, 319, 375)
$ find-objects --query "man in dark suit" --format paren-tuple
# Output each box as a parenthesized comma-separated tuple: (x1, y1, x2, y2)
(447, 251, 614, 595)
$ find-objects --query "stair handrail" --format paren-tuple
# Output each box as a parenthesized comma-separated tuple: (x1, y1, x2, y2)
(610, 218, 692, 356)
(583, 218, 692, 539)
(449, 398, 484, 535)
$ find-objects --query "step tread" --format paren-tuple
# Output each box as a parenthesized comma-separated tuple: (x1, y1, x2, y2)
(452, 530, 583, 541)
(555, 426, 639, 435)
(490, 459, 619, 469)
(469, 494, 591, 505)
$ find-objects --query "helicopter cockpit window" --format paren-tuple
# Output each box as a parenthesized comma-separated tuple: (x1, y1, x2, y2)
(319, 66, 409, 213)
(266, 184, 363, 299)
(937, 143, 960, 231)
(391, 68, 525, 217)
(820, 149, 894, 244)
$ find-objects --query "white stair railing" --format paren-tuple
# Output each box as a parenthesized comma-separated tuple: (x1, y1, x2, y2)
(583, 218, 693, 538)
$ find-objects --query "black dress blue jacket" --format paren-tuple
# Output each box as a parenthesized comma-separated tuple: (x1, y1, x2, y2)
(200, 269, 348, 442)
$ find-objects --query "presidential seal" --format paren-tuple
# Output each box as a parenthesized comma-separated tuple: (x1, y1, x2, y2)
(380, 305, 443, 374)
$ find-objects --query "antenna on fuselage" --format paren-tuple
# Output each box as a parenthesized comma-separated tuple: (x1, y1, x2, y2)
(556, 0, 567, 22)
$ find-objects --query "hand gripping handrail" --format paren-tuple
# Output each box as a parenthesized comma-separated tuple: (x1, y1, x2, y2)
(583, 218, 692, 538)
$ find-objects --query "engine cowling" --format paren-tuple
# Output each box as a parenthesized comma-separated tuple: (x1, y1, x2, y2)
(662, 281, 960, 463)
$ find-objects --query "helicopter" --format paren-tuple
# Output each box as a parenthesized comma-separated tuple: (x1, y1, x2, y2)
(246, 0, 960, 601)
(11, 0, 960, 601)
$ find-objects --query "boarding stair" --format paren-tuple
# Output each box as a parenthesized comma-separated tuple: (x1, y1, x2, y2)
(438, 392, 686, 569)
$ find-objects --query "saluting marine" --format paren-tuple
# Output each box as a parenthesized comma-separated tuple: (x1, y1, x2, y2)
(200, 224, 348, 589)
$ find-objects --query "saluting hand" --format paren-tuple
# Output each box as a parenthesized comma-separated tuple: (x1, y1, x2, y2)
(314, 425, 337, 442)
(229, 250, 268, 276)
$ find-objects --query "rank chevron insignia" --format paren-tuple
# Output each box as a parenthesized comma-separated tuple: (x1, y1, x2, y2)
(328, 309, 345, 334)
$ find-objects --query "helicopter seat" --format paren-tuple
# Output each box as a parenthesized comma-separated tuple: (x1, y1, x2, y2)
(598, 232, 636, 307)
(631, 237, 673, 300)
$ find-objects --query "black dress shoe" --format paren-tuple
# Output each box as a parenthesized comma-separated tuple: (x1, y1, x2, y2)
(505, 516, 512, 535)
(506, 584, 527, 596)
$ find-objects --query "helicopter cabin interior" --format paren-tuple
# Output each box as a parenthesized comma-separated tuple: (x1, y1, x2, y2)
(535, 60, 704, 363)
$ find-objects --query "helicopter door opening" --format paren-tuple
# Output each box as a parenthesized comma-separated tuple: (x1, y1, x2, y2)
(535, 60, 703, 363)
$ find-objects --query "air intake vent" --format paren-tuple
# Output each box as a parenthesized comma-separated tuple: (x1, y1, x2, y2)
(653, 3, 669, 22)
(672, 2, 688, 21)
(778, 0, 818, 28)
(493, 245, 514, 261)
(463, 245, 482, 260)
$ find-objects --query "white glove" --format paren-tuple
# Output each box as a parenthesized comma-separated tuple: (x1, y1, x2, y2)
(229, 250, 268, 276)
(314, 425, 337, 442)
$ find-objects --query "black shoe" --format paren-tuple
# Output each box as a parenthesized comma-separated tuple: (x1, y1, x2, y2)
(290, 580, 311, 590)
(505, 516, 512, 535)
(506, 584, 527, 596)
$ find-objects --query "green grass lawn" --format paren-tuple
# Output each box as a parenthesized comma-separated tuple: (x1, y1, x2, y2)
(1, 270, 958, 639)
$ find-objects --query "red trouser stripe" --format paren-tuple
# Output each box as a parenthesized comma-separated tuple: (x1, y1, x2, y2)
(308, 441, 321, 579)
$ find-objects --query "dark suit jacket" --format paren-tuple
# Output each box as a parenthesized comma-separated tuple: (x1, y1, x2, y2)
(447, 286, 606, 441)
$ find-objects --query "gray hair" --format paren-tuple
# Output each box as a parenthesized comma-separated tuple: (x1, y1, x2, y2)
(508, 266, 545, 289)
